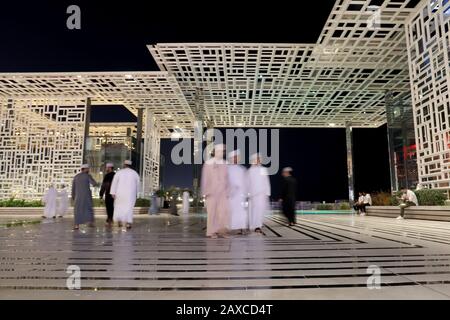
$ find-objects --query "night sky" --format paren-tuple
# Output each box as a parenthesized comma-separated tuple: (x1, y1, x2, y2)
(0, 0, 391, 202)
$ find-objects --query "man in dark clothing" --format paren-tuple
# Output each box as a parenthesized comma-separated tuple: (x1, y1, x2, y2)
(72, 164, 98, 230)
(169, 190, 180, 216)
(280, 167, 298, 226)
(100, 163, 115, 227)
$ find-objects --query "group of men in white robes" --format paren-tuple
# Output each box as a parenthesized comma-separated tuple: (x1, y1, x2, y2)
(43, 185, 69, 219)
(71, 160, 140, 230)
(201, 144, 271, 239)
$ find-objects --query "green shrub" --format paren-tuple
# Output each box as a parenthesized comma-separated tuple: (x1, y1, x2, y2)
(372, 190, 447, 206)
(389, 191, 403, 206)
(372, 192, 392, 206)
(316, 203, 334, 210)
(92, 198, 105, 207)
(339, 202, 351, 210)
(135, 198, 150, 207)
(155, 190, 166, 198)
(415, 189, 447, 206)
(0, 198, 43, 207)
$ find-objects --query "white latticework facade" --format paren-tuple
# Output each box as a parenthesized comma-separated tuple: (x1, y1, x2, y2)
(406, 0, 450, 190)
(2, 0, 450, 199)
(0, 72, 192, 199)
(0, 98, 86, 199)
(0, 72, 195, 137)
(148, 1, 418, 129)
(142, 110, 161, 196)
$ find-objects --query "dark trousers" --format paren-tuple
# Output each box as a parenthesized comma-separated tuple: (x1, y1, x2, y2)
(105, 195, 114, 222)
(282, 200, 296, 224)
(399, 201, 416, 217)
(354, 203, 369, 213)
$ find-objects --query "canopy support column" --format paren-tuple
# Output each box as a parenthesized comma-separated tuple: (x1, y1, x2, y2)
(82, 97, 91, 164)
(345, 122, 355, 205)
(135, 108, 144, 175)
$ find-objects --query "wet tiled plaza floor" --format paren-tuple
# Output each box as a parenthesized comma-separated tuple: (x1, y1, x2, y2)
(2, 213, 450, 299)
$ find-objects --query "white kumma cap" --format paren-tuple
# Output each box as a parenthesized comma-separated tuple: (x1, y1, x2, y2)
(228, 150, 240, 159)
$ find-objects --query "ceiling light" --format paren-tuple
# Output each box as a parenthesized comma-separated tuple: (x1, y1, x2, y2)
(329, 123, 336, 127)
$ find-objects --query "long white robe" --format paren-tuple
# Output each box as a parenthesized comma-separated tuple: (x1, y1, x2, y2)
(201, 158, 230, 236)
(248, 165, 271, 229)
(43, 188, 58, 218)
(228, 164, 248, 230)
(57, 189, 69, 217)
(110, 168, 140, 224)
(182, 191, 190, 215)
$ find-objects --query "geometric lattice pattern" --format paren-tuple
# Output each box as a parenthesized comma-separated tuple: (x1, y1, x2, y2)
(88, 123, 136, 151)
(149, 1, 419, 128)
(0, 72, 195, 137)
(406, 0, 450, 190)
(142, 110, 161, 196)
(0, 99, 86, 199)
(0, 0, 441, 199)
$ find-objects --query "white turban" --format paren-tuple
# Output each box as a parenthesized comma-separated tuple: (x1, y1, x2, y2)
(81, 164, 89, 169)
(124, 160, 132, 165)
(106, 163, 114, 168)
(214, 144, 225, 152)
(228, 150, 240, 159)
(282, 167, 293, 173)
(250, 153, 260, 164)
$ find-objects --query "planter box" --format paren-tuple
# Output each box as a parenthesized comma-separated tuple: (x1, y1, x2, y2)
(0, 207, 149, 216)
(366, 206, 450, 222)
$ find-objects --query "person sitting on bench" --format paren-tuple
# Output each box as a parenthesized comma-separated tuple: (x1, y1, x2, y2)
(397, 188, 419, 220)
(353, 192, 364, 215)
(361, 192, 372, 216)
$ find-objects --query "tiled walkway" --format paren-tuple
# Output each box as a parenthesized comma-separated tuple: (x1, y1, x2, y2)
(1, 213, 450, 299)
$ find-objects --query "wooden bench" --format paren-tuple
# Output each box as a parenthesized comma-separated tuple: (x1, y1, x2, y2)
(366, 206, 450, 222)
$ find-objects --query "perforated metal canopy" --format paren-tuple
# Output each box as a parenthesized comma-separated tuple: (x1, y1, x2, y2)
(0, 0, 422, 133)
(149, 0, 420, 128)
(0, 71, 195, 137)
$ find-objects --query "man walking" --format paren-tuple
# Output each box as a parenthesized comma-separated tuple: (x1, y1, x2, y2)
(43, 184, 58, 219)
(110, 160, 140, 229)
(201, 144, 230, 239)
(72, 164, 98, 230)
(280, 167, 297, 226)
(227, 150, 248, 234)
(100, 163, 115, 227)
(248, 153, 271, 234)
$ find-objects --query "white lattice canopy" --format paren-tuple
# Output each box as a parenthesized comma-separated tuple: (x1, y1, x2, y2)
(148, 0, 420, 128)
(0, 72, 195, 137)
